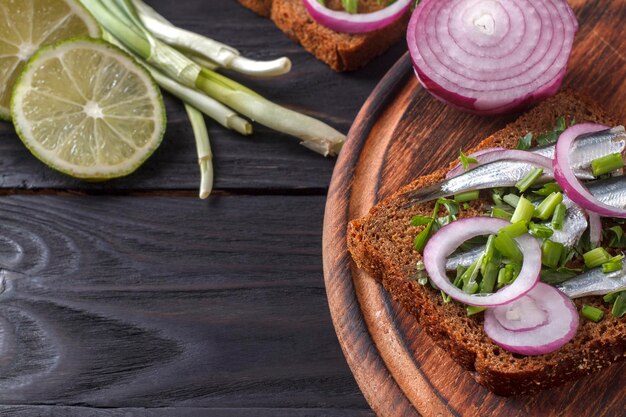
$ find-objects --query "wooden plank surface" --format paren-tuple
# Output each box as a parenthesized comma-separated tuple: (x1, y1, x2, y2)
(0, 195, 369, 412)
(0, 0, 404, 192)
(0, 406, 375, 417)
(323, 1, 626, 416)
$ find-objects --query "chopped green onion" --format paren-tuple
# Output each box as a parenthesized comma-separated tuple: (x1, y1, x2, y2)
(480, 262, 499, 294)
(491, 207, 513, 220)
(414, 201, 440, 252)
(497, 263, 521, 288)
(503, 193, 520, 208)
(459, 150, 478, 171)
(583, 247, 612, 269)
(461, 256, 482, 294)
(437, 198, 460, 216)
(494, 232, 523, 263)
(529, 222, 554, 239)
(612, 292, 626, 317)
(591, 153, 624, 177)
(467, 306, 487, 316)
(499, 221, 529, 238)
(454, 190, 480, 203)
(551, 203, 567, 230)
(441, 291, 451, 304)
(602, 261, 623, 273)
(534, 192, 563, 220)
(516, 132, 533, 150)
(533, 182, 562, 197)
(341, 0, 358, 13)
(555, 116, 566, 133)
(603, 291, 620, 303)
(515, 168, 543, 192)
(542, 240, 564, 269)
(510, 196, 535, 224)
(581, 304, 604, 322)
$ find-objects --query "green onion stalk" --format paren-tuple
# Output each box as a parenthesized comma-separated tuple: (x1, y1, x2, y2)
(132, 0, 292, 77)
(185, 105, 214, 199)
(81, 0, 345, 192)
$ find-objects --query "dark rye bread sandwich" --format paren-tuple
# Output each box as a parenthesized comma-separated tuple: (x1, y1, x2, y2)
(347, 90, 626, 396)
(238, 0, 409, 71)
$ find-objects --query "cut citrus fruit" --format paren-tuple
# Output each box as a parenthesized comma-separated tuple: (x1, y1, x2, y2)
(11, 37, 166, 180)
(0, 0, 100, 120)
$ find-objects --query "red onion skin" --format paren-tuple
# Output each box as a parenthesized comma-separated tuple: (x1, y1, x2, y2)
(484, 283, 579, 356)
(554, 123, 626, 218)
(588, 212, 603, 247)
(302, 0, 411, 34)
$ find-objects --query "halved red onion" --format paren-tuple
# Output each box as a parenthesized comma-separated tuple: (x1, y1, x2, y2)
(422, 217, 541, 307)
(588, 211, 603, 247)
(407, 0, 578, 115)
(484, 283, 579, 356)
(302, 0, 411, 34)
(446, 149, 552, 179)
(554, 124, 626, 218)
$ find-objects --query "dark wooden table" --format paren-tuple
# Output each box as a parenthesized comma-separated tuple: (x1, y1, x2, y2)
(0, 1, 406, 416)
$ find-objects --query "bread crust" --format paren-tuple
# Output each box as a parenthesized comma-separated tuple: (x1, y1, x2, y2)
(238, 0, 409, 71)
(347, 90, 626, 396)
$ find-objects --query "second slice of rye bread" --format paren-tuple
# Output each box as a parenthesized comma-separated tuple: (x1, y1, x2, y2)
(347, 90, 626, 396)
(238, 0, 409, 71)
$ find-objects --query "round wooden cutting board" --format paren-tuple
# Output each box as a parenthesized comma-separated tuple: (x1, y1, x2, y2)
(322, 2, 626, 416)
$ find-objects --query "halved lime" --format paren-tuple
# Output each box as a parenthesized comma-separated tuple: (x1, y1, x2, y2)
(11, 37, 166, 180)
(0, 0, 100, 120)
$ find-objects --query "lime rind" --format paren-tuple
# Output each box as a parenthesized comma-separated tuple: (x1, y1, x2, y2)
(11, 36, 166, 180)
(0, 0, 101, 120)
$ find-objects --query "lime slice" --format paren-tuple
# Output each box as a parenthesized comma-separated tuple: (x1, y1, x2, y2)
(11, 37, 166, 180)
(0, 0, 100, 120)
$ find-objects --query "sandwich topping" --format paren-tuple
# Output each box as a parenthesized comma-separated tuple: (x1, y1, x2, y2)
(303, 0, 412, 34)
(409, 121, 626, 355)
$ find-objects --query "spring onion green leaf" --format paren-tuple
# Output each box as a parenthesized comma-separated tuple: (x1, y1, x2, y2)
(411, 215, 433, 226)
(541, 239, 564, 269)
(581, 304, 604, 322)
(491, 207, 513, 220)
(602, 261, 623, 273)
(583, 247, 612, 269)
(612, 292, 626, 317)
(454, 190, 480, 203)
(516, 132, 533, 150)
(500, 221, 529, 238)
(503, 193, 520, 208)
(341, 0, 358, 13)
(529, 222, 554, 239)
(533, 182, 562, 196)
(510, 195, 534, 224)
(467, 306, 486, 316)
(534, 192, 563, 220)
(494, 231, 523, 263)
(551, 203, 566, 230)
(591, 153, 624, 177)
(459, 150, 478, 171)
(515, 167, 543, 192)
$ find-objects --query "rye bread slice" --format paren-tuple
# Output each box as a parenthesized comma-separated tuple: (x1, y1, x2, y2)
(347, 90, 626, 396)
(238, 0, 409, 71)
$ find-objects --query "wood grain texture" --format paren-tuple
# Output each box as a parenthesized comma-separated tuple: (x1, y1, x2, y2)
(323, 1, 626, 416)
(0, 0, 405, 192)
(0, 406, 375, 417)
(0, 195, 368, 412)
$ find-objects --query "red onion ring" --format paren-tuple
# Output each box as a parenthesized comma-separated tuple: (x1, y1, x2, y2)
(302, 0, 411, 34)
(492, 295, 548, 332)
(407, 0, 578, 115)
(423, 217, 541, 307)
(588, 211, 603, 247)
(446, 149, 552, 179)
(554, 124, 626, 218)
(484, 283, 579, 356)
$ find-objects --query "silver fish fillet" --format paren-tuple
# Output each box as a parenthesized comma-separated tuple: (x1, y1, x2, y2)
(403, 126, 626, 207)
(445, 176, 626, 270)
(557, 259, 626, 298)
